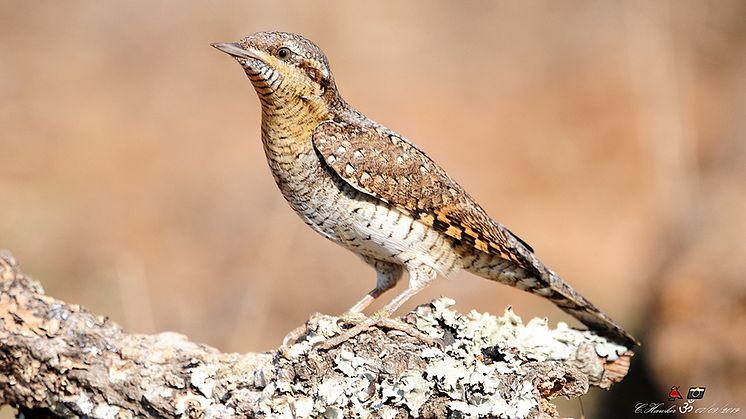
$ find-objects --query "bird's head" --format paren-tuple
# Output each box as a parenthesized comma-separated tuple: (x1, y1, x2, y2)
(212, 32, 338, 109)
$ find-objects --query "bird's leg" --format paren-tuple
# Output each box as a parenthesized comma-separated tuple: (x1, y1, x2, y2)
(317, 264, 441, 350)
(282, 259, 402, 347)
(346, 257, 403, 315)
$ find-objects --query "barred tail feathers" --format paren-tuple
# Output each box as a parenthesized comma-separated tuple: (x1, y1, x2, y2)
(467, 250, 638, 347)
(538, 269, 639, 347)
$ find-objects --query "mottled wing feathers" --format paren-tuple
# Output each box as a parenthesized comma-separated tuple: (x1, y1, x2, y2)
(312, 121, 535, 270)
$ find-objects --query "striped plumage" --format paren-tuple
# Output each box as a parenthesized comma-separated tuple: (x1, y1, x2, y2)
(212, 31, 637, 347)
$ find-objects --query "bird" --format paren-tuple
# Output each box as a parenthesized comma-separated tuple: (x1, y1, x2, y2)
(211, 31, 638, 349)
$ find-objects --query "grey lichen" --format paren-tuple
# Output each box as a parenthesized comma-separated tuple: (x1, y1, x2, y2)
(381, 369, 432, 415)
(250, 298, 632, 418)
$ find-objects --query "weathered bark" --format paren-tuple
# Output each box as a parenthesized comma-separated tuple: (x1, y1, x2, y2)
(0, 251, 632, 418)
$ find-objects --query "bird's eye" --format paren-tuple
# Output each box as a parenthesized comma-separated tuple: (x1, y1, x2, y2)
(276, 47, 291, 60)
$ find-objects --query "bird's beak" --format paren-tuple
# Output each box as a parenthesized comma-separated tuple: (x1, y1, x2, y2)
(210, 42, 262, 62)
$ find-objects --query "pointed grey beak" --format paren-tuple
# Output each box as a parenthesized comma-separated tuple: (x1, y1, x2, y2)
(210, 42, 262, 61)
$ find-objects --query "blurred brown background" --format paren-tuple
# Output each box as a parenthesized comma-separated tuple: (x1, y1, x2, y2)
(1, 1, 745, 417)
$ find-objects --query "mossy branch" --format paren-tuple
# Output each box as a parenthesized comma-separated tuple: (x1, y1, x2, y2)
(0, 251, 632, 418)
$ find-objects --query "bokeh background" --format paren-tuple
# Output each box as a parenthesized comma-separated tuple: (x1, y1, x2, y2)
(1, 1, 744, 417)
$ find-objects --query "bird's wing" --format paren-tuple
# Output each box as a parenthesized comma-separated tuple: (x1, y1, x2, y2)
(312, 120, 535, 269)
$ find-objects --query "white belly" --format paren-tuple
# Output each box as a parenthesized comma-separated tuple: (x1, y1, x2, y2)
(334, 196, 462, 276)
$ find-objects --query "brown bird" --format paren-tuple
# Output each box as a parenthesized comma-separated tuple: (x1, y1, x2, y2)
(212, 32, 637, 348)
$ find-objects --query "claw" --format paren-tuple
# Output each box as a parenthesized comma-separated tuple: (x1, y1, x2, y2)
(282, 323, 310, 347)
(314, 313, 444, 351)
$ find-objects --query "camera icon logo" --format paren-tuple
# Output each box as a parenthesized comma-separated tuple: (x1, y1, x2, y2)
(687, 386, 706, 400)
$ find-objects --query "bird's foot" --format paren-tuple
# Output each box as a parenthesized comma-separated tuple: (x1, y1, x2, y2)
(281, 312, 327, 347)
(281, 323, 309, 348)
(376, 317, 445, 348)
(315, 311, 444, 351)
(338, 311, 367, 324)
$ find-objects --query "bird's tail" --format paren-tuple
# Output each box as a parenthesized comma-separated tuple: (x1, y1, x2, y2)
(536, 269, 639, 347)
(469, 253, 638, 347)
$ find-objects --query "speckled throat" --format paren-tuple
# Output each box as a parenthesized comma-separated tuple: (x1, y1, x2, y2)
(258, 98, 342, 238)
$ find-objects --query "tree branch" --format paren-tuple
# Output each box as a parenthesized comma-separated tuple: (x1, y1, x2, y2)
(0, 251, 632, 418)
